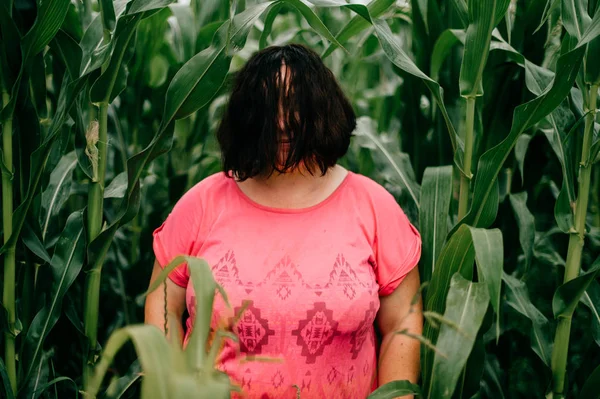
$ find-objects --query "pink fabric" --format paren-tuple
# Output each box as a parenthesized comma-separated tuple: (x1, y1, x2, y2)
(152, 171, 421, 399)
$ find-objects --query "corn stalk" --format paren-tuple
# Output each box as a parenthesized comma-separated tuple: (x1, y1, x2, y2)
(551, 83, 598, 398)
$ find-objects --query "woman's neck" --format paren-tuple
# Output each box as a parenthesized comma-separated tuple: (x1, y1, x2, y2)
(235, 165, 348, 209)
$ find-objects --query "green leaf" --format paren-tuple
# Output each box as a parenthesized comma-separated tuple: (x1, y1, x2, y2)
(451, 0, 469, 27)
(162, 2, 276, 125)
(169, 4, 197, 63)
(509, 193, 535, 271)
(514, 134, 532, 181)
(104, 361, 141, 398)
(21, 211, 86, 384)
(22, 225, 52, 264)
(581, 281, 600, 347)
(561, 0, 591, 40)
(459, 0, 511, 97)
(259, 3, 283, 50)
(460, 46, 585, 229)
(431, 29, 465, 82)
(367, 380, 422, 398)
(280, 0, 346, 51)
(100, 0, 117, 32)
(428, 274, 490, 399)
(32, 376, 79, 399)
(503, 272, 553, 366)
(0, 357, 15, 399)
(29, 52, 47, 118)
(21, 0, 71, 59)
(39, 151, 77, 242)
(0, 75, 89, 255)
(422, 225, 475, 389)
(185, 257, 219, 371)
(553, 255, 600, 318)
(127, 0, 176, 16)
(370, 18, 463, 172)
(579, 363, 600, 398)
(49, 30, 83, 79)
(419, 166, 453, 283)
(90, 15, 142, 103)
(86, 325, 174, 399)
(576, 0, 600, 47)
(469, 227, 503, 341)
(321, 0, 395, 59)
(354, 117, 420, 210)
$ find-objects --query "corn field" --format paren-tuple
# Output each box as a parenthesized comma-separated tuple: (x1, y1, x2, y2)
(1, 0, 600, 397)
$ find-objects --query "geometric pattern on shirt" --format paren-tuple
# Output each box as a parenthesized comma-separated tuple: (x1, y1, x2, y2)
(326, 254, 368, 300)
(349, 301, 377, 359)
(234, 300, 275, 354)
(261, 255, 307, 301)
(211, 250, 242, 286)
(291, 302, 340, 364)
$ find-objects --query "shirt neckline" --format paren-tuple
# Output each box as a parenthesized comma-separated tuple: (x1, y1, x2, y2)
(230, 170, 354, 214)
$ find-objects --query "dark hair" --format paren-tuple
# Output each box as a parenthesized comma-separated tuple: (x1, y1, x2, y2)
(217, 43, 356, 180)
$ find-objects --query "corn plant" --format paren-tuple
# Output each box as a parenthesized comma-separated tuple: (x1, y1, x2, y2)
(2, 0, 600, 398)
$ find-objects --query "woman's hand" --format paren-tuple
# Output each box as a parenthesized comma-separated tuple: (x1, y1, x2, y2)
(144, 260, 187, 342)
(376, 267, 423, 397)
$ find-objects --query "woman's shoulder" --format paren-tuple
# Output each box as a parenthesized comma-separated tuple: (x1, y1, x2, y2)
(175, 172, 231, 209)
(346, 172, 399, 208)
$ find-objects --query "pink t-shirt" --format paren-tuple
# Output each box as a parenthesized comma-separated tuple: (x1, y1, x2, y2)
(152, 171, 421, 399)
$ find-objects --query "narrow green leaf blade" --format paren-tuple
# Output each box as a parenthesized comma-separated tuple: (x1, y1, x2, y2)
(469, 227, 503, 340)
(461, 46, 585, 228)
(581, 281, 600, 347)
(21, 0, 71, 59)
(100, 0, 117, 32)
(459, 0, 511, 97)
(367, 380, 421, 398)
(509, 193, 535, 271)
(21, 211, 86, 383)
(503, 273, 553, 366)
(553, 256, 600, 317)
(579, 364, 600, 399)
(39, 151, 77, 242)
(419, 166, 453, 283)
(428, 274, 490, 399)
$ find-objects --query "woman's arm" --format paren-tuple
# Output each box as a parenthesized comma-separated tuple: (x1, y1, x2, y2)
(144, 260, 187, 342)
(376, 267, 423, 395)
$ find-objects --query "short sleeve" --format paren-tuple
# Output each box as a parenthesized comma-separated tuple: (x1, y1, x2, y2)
(373, 198, 422, 296)
(152, 187, 202, 287)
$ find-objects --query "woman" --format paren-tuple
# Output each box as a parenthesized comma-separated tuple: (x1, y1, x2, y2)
(145, 44, 422, 399)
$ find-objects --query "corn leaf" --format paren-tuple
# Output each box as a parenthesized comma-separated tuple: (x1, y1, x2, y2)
(422, 224, 475, 389)
(459, 45, 585, 229)
(321, 0, 395, 58)
(21, 211, 85, 384)
(99, 0, 116, 32)
(186, 257, 218, 371)
(428, 274, 490, 399)
(470, 227, 503, 341)
(367, 380, 421, 398)
(561, 0, 591, 40)
(162, 2, 275, 125)
(0, 75, 88, 255)
(281, 0, 346, 51)
(49, 30, 82, 80)
(21, 225, 51, 264)
(419, 166, 453, 283)
(553, 255, 600, 318)
(0, 358, 15, 399)
(459, 0, 511, 97)
(259, 4, 283, 50)
(354, 117, 420, 209)
(39, 151, 77, 242)
(509, 193, 535, 272)
(576, 0, 600, 47)
(579, 364, 600, 399)
(86, 325, 174, 399)
(503, 273, 553, 366)
(90, 15, 143, 103)
(21, 0, 71, 60)
(581, 281, 600, 347)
